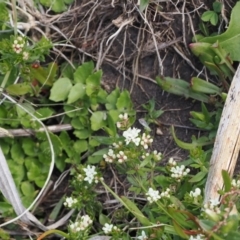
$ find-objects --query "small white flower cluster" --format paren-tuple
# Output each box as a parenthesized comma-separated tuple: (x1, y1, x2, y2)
(146, 187, 161, 203)
(116, 113, 129, 129)
(103, 149, 116, 163)
(231, 179, 240, 188)
(116, 150, 128, 163)
(123, 127, 141, 146)
(102, 223, 120, 234)
(113, 141, 123, 149)
(140, 133, 153, 149)
(168, 157, 177, 166)
(69, 215, 93, 232)
(153, 150, 162, 161)
(64, 197, 78, 208)
(189, 188, 201, 204)
(83, 165, 99, 184)
(160, 188, 171, 198)
(190, 188, 201, 198)
(189, 234, 205, 240)
(202, 198, 221, 219)
(12, 36, 29, 60)
(137, 230, 148, 240)
(170, 164, 190, 182)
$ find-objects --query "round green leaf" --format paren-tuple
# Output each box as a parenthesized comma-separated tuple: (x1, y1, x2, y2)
(49, 77, 72, 102)
(67, 82, 86, 104)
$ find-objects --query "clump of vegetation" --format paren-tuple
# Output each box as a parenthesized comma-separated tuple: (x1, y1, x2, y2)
(0, 1, 240, 240)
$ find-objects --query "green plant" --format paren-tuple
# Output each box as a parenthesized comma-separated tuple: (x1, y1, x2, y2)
(37, 118, 240, 240)
(201, 2, 222, 26)
(37, 0, 75, 13)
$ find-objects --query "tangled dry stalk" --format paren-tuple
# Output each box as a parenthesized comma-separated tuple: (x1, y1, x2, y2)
(12, 0, 235, 91)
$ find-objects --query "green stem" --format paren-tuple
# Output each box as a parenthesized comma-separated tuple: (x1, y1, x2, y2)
(11, 0, 17, 35)
(37, 229, 69, 239)
(0, 70, 11, 90)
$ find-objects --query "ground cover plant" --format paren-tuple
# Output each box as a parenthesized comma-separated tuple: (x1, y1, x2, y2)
(0, 0, 240, 240)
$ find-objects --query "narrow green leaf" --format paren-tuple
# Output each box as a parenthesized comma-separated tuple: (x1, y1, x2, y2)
(191, 77, 221, 94)
(189, 171, 207, 183)
(222, 170, 232, 192)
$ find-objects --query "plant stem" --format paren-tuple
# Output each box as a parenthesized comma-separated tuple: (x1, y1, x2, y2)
(11, 0, 17, 35)
(0, 70, 10, 90)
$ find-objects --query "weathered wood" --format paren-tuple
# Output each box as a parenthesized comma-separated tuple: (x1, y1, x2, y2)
(204, 64, 240, 203)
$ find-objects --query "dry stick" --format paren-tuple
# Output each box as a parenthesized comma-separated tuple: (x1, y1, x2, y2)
(136, 5, 164, 75)
(0, 124, 72, 138)
(204, 64, 240, 203)
(130, 24, 144, 93)
(181, 0, 191, 55)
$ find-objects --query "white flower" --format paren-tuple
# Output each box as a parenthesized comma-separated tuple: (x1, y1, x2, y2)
(140, 133, 153, 149)
(69, 215, 93, 232)
(146, 187, 161, 203)
(116, 113, 129, 129)
(137, 230, 148, 240)
(103, 149, 116, 163)
(22, 51, 29, 60)
(102, 223, 113, 234)
(83, 165, 97, 184)
(64, 197, 78, 208)
(123, 127, 141, 146)
(231, 179, 240, 188)
(170, 165, 190, 181)
(190, 188, 201, 198)
(153, 150, 162, 161)
(160, 188, 171, 198)
(189, 234, 205, 240)
(209, 198, 220, 208)
(116, 150, 127, 163)
(168, 157, 177, 166)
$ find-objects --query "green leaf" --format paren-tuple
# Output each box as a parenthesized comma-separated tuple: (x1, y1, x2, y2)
(34, 107, 55, 119)
(116, 90, 133, 110)
(29, 62, 57, 86)
(191, 77, 221, 94)
(11, 142, 25, 164)
(106, 88, 120, 110)
(99, 214, 111, 225)
(73, 129, 91, 139)
(86, 70, 102, 96)
(90, 111, 107, 131)
(200, 2, 240, 61)
(67, 82, 86, 104)
(22, 138, 38, 157)
(73, 140, 88, 154)
(74, 61, 94, 83)
(6, 83, 32, 96)
(213, 2, 222, 13)
(21, 181, 35, 197)
(139, 0, 149, 12)
(156, 76, 209, 103)
(49, 77, 72, 102)
(222, 170, 232, 192)
(8, 160, 25, 185)
(189, 171, 207, 183)
(201, 11, 218, 26)
(16, 103, 35, 117)
(171, 126, 211, 150)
